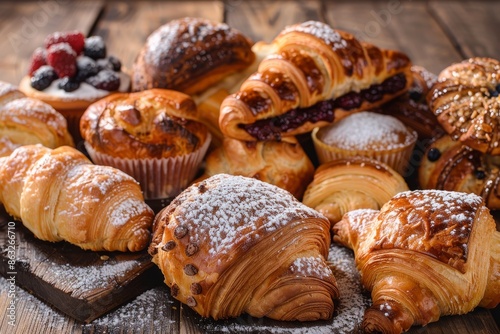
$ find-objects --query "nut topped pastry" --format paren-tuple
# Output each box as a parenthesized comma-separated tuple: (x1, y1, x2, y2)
(150, 173, 338, 321)
(80, 89, 211, 200)
(132, 17, 256, 95)
(428, 57, 500, 154)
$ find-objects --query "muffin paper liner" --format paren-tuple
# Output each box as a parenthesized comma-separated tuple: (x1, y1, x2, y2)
(85, 133, 211, 200)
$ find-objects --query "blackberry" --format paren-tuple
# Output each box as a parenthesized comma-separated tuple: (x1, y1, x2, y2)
(83, 36, 106, 60)
(107, 56, 122, 71)
(96, 56, 121, 72)
(85, 69, 120, 91)
(58, 77, 80, 92)
(75, 56, 99, 82)
(335, 92, 362, 110)
(427, 148, 441, 162)
(30, 65, 58, 91)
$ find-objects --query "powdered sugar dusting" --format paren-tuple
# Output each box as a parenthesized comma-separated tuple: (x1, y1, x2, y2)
(320, 111, 417, 150)
(281, 21, 347, 51)
(291, 256, 333, 279)
(179, 174, 324, 256)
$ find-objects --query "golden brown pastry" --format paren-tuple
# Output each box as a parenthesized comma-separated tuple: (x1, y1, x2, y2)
(419, 134, 500, 210)
(378, 65, 441, 140)
(219, 20, 413, 141)
(80, 89, 211, 200)
(303, 157, 409, 225)
(149, 173, 338, 321)
(0, 97, 74, 157)
(333, 189, 500, 333)
(132, 17, 256, 95)
(197, 136, 314, 199)
(428, 57, 500, 154)
(0, 145, 154, 252)
(0, 81, 25, 105)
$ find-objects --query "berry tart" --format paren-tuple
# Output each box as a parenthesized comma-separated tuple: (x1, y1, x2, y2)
(18, 31, 131, 143)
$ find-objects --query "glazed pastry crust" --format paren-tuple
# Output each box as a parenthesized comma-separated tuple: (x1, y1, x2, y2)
(303, 157, 409, 225)
(80, 89, 209, 159)
(132, 17, 256, 95)
(428, 57, 500, 154)
(219, 21, 413, 141)
(149, 174, 338, 321)
(0, 145, 154, 252)
(198, 136, 314, 199)
(419, 134, 500, 210)
(333, 190, 500, 333)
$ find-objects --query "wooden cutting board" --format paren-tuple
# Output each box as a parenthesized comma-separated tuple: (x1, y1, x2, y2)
(0, 206, 163, 323)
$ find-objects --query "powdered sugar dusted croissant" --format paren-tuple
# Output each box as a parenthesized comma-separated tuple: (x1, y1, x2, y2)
(0, 145, 154, 251)
(149, 173, 338, 321)
(219, 20, 412, 141)
(303, 157, 409, 224)
(428, 57, 500, 154)
(334, 189, 500, 333)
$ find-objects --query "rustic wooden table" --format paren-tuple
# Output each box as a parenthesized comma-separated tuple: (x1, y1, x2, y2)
(0, 1, 499, 333)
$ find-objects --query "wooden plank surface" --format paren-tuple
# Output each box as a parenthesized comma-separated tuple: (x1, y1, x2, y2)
(1, 1, 500, 333)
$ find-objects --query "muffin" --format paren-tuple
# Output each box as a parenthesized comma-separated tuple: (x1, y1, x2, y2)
(18, 30, 130, 144)
(312, 111, 417, 175)
(80, 89, 211, 201)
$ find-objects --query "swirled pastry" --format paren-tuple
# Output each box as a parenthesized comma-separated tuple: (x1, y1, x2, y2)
(333, 189, 500, 333)
(80, 89, 211, 199)
(428, 57, 500, 154)
(419, 134, 500, 210)
(219, 20, 412, 141)
(0, 81, 25, 105)
(303, 157, 409, 224)
(0, 145, 154, 251)
(132, 17, 256, 95)
(197, 136, 314, 199)
(149, 174, 338, 321)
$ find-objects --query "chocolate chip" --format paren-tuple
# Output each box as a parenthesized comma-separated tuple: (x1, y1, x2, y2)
(198, 183, 207, 193)
(116, 104, 141, 125)
(184, 264, 198, 276)
(174, 225, 188, 239)
(427, 148, 441, 162)
(186, 296, 197, 307)
(171, 284, 179, 297)
(190, 282, 202, 295)
(185, 243, 199, 257)
(161, 240, 176, 251)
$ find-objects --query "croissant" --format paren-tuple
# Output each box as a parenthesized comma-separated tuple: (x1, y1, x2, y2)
(302, 157, 409, 224)
(333, 189, 500, 333)
(197, 136, 314, 199)
(219, 20, 413, 141)
(0, 145, 154, 251)
(428, 57, 500, 155)
(419, 134, 500, 210)
(149, 173, 338, 321)
(132, 17, 256, 95)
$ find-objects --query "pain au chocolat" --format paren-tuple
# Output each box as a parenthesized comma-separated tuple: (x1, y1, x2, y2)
(219, 20, 413, 141)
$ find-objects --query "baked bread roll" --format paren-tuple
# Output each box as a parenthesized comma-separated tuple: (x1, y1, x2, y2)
(333, 189, 500, 333)
(428, 57, 500, 154)
(219, 20, 413, 141)
(419, 134, 500, 210)
(0, 97, 74, 157)
(303, 157, 409, 224)
(197, 136, 314, 199)
(0, 81, 25, 105)
(149, 173, 338, 321)
(0, 145, 154, 251)
(132, 17, 256, 95)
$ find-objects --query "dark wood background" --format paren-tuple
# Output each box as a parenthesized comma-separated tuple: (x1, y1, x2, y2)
(0, 1, 499, 333)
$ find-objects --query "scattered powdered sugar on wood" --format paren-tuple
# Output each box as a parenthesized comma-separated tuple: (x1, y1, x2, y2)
(290, 256, 333, 279)
(178, 174, 325, 256)
(321, 111, 416, 150)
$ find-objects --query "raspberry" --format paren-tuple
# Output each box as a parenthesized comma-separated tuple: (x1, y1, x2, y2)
(30, 65, 58, 91)
(85, 69, 120, 91)
(28, 47, 47, 76)
(46, 43, 77, 78)
(83, 36, 107, 60)
(44, 31, 85, 55)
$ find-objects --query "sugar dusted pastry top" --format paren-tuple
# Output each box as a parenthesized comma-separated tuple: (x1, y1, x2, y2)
(132, 17, 256, 94)
(318, 111, 417, 151)
(80, 89, 209, 159)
